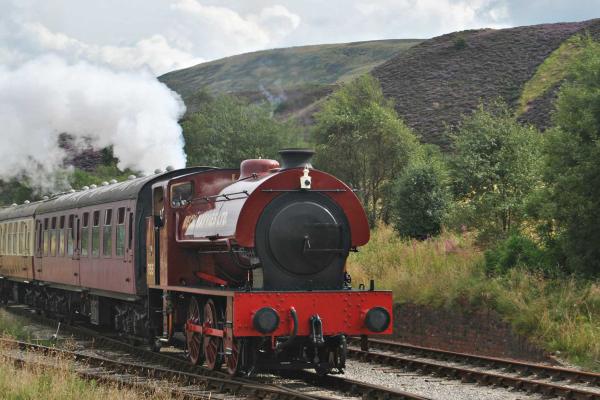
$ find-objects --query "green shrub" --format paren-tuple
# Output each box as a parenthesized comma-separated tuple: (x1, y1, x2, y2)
(390, 155, 450, 239)
(485, 234, 544, 273)
(453, 35, 467, 50)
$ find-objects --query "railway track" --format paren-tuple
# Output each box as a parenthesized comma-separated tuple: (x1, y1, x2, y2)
(1, 304, 430, 400)
(1, 337, 299, 400)
(347, 337, 600, 400)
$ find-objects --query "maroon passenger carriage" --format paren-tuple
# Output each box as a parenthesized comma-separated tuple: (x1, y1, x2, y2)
(0, 149, 392, 375)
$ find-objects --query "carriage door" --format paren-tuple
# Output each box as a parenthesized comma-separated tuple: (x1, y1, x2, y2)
(147, 187, 164, 286)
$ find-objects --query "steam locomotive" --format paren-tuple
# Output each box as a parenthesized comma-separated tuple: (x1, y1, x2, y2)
(0, 149, 392, 375)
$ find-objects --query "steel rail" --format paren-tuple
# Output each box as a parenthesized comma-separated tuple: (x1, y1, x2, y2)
(283, 370, 433, 400)
(349, 338, 600, 387)
(0, 337, 321, 400)
(346, 339, 600, 400)
(2, 305, 431, 400)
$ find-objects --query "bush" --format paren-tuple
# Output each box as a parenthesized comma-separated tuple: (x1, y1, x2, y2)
(453, 35, 467, 50)
(484, 233, 545, 274)
(390, 155, 450, 239)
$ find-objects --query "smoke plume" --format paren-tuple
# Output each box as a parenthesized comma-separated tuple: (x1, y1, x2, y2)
(0, 55, 187, 193)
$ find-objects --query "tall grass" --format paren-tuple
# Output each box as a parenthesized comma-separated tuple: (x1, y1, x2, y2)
(0, 341, 176, 400)
(0, 311, 180, 399)
(347, 224, 600, 370)
(347, 224, 484, 307)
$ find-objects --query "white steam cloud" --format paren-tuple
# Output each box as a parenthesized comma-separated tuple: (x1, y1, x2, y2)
(0, 55, 187, 192)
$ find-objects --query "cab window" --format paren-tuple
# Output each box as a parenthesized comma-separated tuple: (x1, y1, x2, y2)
(171, 182, 194, 207)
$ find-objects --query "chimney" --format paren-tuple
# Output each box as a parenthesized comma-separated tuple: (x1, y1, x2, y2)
(278, 148, 314, 169)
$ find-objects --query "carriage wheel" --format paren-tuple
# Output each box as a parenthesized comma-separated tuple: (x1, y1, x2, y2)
(226, 338, 244, 376)
(186, 297, 204, 365)
(203, 299, 223, 370)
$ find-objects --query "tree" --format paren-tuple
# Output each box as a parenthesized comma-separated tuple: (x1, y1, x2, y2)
(543, 39, 600, 277)
(182, 93, 302, 168)
(390, 148, 451, 239)
(449, 101, 542, 242)
(312, 74, 419, 223)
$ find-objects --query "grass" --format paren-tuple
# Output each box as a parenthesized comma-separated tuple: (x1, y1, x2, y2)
(0, 310, 176, 399)
(518, 34, 586, 115)
(0, 342, 175, 400)
(347, 225, 483, 307)
(347, 224, 600, 370)
(0, 309, 35, 340)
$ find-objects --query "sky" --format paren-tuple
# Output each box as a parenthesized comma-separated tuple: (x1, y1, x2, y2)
(1, 0, 599, 76)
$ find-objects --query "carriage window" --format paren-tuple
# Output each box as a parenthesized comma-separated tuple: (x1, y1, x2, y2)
(7, 223, 12, 255)
(58, 216, 65, 256)
(116, 208, 126, 257)
(103, 209, 112, 257)
(26, 222, 30, 254)
(12, 223, 16, 255)
(17, 222, 23, 255)
(22, 222, 27, 255)
(50, 217, 57, 256)
(92, 211, 100, 257)
(12, 222, 17, 255)
(81, 213, 89, 257)
(67, 215, 74, 257)
(17, 222, 22, 255)
(24, 222, 29, 255)
(1, 224, 5, 254)
(4, 224, 8, 255)
(171, 182, 194, 207)
(43, 218, 49, 256)
(36, 221, 42, 255)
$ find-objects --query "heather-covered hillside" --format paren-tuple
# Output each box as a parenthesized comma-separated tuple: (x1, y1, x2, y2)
(159, 39, 420, 116)
(373, 19, 600, 147)
(160, 39, 419, 96)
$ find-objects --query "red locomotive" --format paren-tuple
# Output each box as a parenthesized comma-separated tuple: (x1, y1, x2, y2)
(0, 149, 392, 375)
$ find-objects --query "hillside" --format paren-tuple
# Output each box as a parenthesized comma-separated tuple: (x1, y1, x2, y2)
(372, 19, 600, 147)
(159, 39, 420, 116)
(160, 39, 420, 95)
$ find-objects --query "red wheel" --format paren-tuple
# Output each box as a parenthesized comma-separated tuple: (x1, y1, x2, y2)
(186, 297, 204, 365)
(226, 338, 242, 376)
(203, 299, 223, 370)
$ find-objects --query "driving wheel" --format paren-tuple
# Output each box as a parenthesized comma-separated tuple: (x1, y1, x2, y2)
(203, 299, 223, 370)
(186, 297, 204, 365)
(226, 338, 244, 376)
